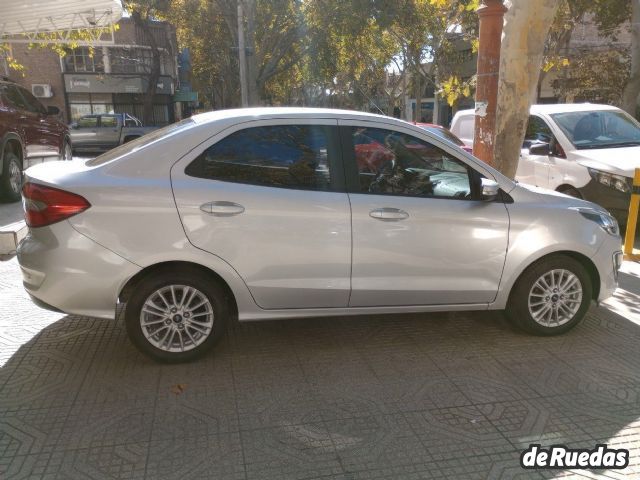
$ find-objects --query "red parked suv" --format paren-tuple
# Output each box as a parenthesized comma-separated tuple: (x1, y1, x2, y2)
(0, 77, 71, 201)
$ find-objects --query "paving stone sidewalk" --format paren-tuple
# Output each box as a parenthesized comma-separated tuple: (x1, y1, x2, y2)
(1, 255, 640, 480)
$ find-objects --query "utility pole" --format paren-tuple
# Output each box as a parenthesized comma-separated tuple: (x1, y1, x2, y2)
(237, 0, 248, 107)
(472, 0, 507, 165)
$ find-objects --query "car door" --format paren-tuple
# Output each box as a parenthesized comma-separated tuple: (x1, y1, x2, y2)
(3, 85, 42, 158)
(516, 115, 554, 188)
(97, 115, 123, 147)
(171, 119, 352, 310)
(340, 122, 509, 307)
(18, 87, 60, 157)
(71, 115, 100, 148)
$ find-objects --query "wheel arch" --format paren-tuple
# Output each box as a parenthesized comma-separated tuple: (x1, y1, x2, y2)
(1, 134, 24, 173)
(556, 184, 582, 198)
(118, 260, 238, 320)
(511, 250, 600, 302)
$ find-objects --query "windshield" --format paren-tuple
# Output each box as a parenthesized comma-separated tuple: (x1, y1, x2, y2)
(421, 126, 465, 146)
(551, 110, 640, 150)
(86, 118, 195, 166)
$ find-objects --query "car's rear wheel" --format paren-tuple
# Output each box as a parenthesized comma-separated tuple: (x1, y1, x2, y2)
(506, 255, 592, 335)
(125, 271, 229, 362)
(1, 151, 23, 202)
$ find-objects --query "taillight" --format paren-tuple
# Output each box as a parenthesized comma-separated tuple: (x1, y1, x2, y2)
(22, 183, 91, 228)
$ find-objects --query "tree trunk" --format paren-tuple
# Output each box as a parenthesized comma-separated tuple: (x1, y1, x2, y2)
(492, 0, 560, 178)
(622, 0, 640, 117)
(243, 0, 260, 105)
(132, 11, 162, 125)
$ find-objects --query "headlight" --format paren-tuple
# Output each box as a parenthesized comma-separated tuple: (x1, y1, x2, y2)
(574, 207, 620, 236)
(588, 168, 631, 193)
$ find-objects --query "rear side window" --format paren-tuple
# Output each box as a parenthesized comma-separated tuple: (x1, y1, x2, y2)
(186, 125, 334, 191)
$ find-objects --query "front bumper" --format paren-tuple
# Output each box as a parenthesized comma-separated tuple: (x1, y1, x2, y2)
(577, 179, 631, 226)
(590, 231, 623, 303)
(17, 221, 141, 319)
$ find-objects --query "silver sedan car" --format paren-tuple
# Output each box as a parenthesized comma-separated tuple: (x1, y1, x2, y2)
(18, 108, 623, 362)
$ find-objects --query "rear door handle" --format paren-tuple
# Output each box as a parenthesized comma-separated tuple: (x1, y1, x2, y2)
(369, 208, 409, 221)
(200, 201, 245, 216)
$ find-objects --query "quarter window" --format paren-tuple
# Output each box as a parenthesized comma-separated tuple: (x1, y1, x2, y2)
(186, 125, 334, 191)
(351, 127, 473, 200)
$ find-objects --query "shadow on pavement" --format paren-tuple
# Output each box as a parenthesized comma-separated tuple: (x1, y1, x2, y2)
(1, 302, 639, 479)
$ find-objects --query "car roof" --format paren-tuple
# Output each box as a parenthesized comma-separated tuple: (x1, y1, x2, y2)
(190, 107, 407, 126)
(453, 103, 620, 119)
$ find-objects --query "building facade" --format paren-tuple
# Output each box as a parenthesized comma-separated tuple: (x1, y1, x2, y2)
(1, 18, 183, 126)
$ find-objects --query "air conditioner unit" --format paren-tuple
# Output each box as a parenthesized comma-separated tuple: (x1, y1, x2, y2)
(32, 84, 53, 98)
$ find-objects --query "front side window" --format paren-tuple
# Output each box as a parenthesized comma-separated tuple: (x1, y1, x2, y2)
(77, 116, 98, 128)
(351, 127, 473, 199)
(3, 85, 29, 111)
(100, 115, 118, 127)
(186, 125, 334, 191)
(524, 115, 553, 148)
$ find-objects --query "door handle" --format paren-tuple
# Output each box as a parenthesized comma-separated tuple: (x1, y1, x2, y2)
(369, 208, 409, 221)
(200, 201, 245, 216)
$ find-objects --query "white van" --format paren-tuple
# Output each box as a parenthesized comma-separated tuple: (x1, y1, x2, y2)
(450, 104, 640, 226)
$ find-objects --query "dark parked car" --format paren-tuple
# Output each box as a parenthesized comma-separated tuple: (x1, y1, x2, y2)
(0, 77, 71, 201)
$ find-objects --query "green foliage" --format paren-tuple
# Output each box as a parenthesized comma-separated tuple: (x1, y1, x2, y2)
(543, 0, 632, 105)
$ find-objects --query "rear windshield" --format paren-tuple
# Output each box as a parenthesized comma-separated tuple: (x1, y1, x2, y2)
(551, 110, 640, 150)
(86, 118, 196, 166)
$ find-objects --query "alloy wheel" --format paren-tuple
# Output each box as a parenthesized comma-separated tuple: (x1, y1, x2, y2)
(527, 269, 583, 327)
(139, 285, 214, 352)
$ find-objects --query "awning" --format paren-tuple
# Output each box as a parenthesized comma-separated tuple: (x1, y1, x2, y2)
(0, 0, 123, 43)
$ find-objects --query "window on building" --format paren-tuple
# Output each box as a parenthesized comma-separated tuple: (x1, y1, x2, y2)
(68, 93, 114, 121)
(64, 47, 104, 73)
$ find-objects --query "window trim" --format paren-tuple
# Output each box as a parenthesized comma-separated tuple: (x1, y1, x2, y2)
(338, 124, 484, 202)
(184, 121, 346, 193)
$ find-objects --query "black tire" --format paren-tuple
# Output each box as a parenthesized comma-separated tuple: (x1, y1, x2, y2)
(123, 136, 139, 143)
(0, 151, 23, 202)
(62, 140, 73, 160)
(506, 254, 592, 336)
(558, 186, 582, 199)
(125, 269, 229, 362)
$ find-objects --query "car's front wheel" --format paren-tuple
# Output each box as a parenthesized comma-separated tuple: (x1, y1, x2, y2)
(506, 254, 592, 335)
(124, 270, 229, 362)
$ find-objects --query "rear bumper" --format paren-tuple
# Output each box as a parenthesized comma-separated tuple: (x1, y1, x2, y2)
(17, 221, 140, 319)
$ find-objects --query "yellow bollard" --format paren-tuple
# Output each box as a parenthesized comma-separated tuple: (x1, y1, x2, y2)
(623, 168, 640, 260)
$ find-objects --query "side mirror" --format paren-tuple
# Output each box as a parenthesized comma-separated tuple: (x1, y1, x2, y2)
(46, 106, 60, 116)
(529, 142, 551, 155)
(481, 178, 500, 201)
(70, 122, 79, 129)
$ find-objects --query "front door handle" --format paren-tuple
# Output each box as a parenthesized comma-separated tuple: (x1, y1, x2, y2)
(369, 208, 409, 221)
(200, 201, 245, 216)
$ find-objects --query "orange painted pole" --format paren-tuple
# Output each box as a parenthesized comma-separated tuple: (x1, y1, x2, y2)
(472, 0, 508, 166)
(623, 168, 640, 259)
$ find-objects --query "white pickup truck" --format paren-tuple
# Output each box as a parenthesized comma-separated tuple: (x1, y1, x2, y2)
(70, 113, 158, 152)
